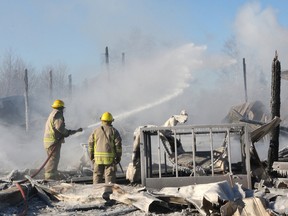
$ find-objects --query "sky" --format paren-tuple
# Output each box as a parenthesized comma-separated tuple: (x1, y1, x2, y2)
(0, 0, 287, 82)
(1, 0, 288, 171)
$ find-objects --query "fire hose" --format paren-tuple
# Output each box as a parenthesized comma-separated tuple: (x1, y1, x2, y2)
(10, 144, 58, 216)
(16, 128, 83, 184)
(13, 128, 82, 215)
(17, 144, 57, 185)
(8, 143, 55, 216)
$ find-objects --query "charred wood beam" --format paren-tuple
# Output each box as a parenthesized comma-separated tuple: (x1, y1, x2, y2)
(268, 51, 281, 173)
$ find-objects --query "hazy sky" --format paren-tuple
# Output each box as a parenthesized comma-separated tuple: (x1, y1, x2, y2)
(1, 0, 288, 83)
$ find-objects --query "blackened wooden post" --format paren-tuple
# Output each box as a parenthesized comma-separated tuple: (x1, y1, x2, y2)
(122, 52, 125, 66)
(49, 70, 53, 100)
(268, 51, 281, 172)
(24, 69, 29, 132)
(68, 74, 72, 100)
(243, 58, 248, 102)
(105, 46, 110, 81)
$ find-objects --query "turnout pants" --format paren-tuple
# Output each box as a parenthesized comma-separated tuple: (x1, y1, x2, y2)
(44, 143, 62, 180)
(93, 163, 116, 184)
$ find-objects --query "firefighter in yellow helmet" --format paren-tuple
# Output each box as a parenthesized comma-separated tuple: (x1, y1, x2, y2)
(88, 112, 122, 184)
(43, 99, 82, 180)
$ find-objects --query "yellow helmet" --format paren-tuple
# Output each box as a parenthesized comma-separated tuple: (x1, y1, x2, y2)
(100, 112, 114, 122)
(51, 99, 65, 109)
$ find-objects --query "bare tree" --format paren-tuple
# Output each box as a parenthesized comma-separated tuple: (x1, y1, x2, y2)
(0, 50, 36, 98)
(37, 62, 69, 101)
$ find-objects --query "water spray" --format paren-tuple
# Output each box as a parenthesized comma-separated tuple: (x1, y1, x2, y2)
(77, 87, 187, 135)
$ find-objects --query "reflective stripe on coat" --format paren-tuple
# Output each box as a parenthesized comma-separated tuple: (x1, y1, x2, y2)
(43, 109, 69, 148)
(88, 123, 122, 165)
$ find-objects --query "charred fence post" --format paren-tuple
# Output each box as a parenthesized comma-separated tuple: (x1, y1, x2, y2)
(105, 46, 110, 81)
(268, 51, 281, 173)
(243, 58, 248, 103)
(24, 69, 29, 132)
(49, 70, 53, 100)
(122, 52, 125, 66)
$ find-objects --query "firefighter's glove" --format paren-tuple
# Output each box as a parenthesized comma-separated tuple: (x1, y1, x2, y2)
(115, 156, 121, 164)
(69, 128, 83, 136)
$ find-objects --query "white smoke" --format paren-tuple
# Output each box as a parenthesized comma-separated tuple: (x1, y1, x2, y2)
(1, 2, 288, 171)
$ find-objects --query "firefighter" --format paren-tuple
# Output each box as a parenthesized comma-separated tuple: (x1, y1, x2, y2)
(88, 112, 122, 184)
(43, 99, 82, 180)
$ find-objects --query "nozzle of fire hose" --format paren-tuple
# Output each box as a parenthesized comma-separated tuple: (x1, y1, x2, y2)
(69, 128, 83, 136)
